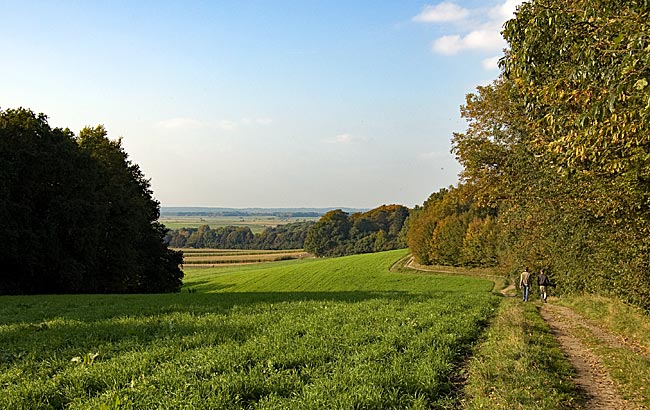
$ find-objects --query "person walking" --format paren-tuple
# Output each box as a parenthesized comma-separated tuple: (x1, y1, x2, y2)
(538, 269, 550, 302)
(520, 267, 532, 302)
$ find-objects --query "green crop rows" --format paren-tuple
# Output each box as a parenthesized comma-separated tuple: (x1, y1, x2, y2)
(0, 250, 499, 409)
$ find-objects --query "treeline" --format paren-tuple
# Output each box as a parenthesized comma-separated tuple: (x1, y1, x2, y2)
(304, 205, 409, 257)
(408, 0, 650, 310)
(0, 108, 183, 295)
(164, 222, 314, 250)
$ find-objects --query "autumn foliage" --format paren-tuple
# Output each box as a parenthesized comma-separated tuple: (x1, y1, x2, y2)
(408, 0, 650, 310)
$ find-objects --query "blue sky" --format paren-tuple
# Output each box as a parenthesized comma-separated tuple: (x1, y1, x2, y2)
(1, 1, 523, 208)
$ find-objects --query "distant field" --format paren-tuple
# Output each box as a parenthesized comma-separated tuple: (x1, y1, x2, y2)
(0, 250, 499, 409)
(178, 248, 310, 266)
(160, 215, 319, 233)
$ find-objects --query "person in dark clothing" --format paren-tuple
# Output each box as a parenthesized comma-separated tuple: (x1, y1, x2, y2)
(538, 269, 550, 302)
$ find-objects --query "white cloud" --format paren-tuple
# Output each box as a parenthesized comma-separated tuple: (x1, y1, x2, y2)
(432, 29, 505, 55)
(240, 117, 273, 126)
(413, 2, 469, 23)
(481, 55, 501, 70)
(490, 0, 525, 20)
(415, 0, 527, 67)
(323, 133, 370, 145)
(254, 117, 273, 126)
(216, 120, 238, 131)
(333, 133, 353, 144)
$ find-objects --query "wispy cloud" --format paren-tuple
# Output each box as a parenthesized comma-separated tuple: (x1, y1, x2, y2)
(157, 117, 207, 129)
(240, 117, 273, 126)
(335, 133, 353, 143)
(414, 0, 526, 68)
(324, 133, 369, 145)
(324, 133, 354, 144)
(412, 2, 469, 23)
(156, 117, 272, 131)
(490, 0, 524, 21)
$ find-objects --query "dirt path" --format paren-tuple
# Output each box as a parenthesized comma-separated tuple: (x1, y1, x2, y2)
(399, 256, 642, 408)
(499, 283, 516, 297)
(540, 303, 641, 409)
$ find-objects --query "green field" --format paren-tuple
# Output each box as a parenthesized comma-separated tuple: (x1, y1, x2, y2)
(0, 250, 500, 409)
(160, 215, 318, 233)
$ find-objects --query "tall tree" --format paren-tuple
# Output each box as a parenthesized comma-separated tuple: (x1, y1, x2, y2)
(0, 108, 182, 294)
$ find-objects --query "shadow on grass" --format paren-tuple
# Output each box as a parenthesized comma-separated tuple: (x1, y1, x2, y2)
(0, 289, 438, 325)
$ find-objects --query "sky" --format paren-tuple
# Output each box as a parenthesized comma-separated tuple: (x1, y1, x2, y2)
(1, 0, 525, 209)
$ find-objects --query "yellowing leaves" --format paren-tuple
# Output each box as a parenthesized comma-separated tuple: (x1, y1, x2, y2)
(634, 78, 648, 91)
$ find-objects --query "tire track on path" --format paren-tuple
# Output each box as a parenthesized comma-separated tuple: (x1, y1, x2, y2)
(540, 304, 641, 409)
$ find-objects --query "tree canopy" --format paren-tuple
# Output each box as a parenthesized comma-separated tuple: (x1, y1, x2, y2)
(0, 108, 183, 294)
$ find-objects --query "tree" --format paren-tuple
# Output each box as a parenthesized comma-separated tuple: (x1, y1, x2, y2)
(0, 108, 183, 294)
(0, 109, 97, 293)
(304, 210, 350, 257)
(304, 205, 410, 257)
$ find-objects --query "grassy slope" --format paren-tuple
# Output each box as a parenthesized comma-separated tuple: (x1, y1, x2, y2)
(0, 250, 499, 409)
(183, 250, 493, 294)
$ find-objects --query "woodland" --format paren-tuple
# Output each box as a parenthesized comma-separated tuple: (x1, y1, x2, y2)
(407, 0, 650, 310)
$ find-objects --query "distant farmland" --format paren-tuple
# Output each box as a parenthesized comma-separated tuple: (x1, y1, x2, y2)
(160, 215, 319, 233)
(179, 248, 311, 266)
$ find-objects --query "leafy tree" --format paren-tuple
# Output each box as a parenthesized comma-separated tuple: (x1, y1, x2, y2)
(0, 108, 182, 294)
(461, 216, 499, 267)
(500, 0, 650, 307)
(304, 210, 351, 257)
(304, 206, 410, 257)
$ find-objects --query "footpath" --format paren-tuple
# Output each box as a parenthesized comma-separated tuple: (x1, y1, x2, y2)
(401, 256, 648, 409)
(540, 303, 643, 409)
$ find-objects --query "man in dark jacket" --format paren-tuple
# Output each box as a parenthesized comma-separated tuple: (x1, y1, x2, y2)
(538, 269, 550, 302)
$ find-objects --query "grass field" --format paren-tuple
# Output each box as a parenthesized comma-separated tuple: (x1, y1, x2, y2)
(159, 215, 318, 233)
(0, 250, 500, 409)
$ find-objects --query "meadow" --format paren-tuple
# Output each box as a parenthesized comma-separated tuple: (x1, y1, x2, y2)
(0, 250, 500, 409)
